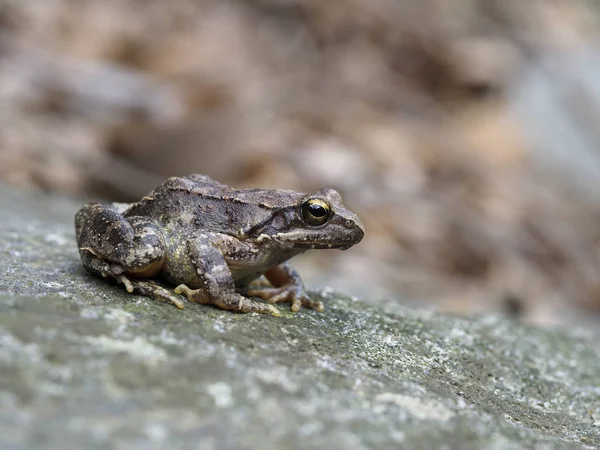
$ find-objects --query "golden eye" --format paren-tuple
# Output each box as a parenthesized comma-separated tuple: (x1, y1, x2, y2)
(301, 198, 331, 226)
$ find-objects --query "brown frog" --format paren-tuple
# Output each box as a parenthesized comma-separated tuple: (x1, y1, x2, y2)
(75, 174, 364, 316)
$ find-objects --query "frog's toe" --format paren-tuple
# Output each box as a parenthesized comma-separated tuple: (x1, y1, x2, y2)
(174, 284, 194, 301)
(247, 286, 324, 312)
(174, 284, 210, 304)
(209, 293, 281, 316)
(300, 295, 324, 312)
(246, 286, 288, 303)
(130, 280, 186, 309)
(238, 297, 281, 316)
(117, 275, 134, 293)
(156, 289, 186, 309)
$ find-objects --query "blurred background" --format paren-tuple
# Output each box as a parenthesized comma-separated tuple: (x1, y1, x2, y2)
(3, 0, 600, 328)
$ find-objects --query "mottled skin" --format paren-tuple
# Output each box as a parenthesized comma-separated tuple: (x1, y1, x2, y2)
(75, 174, 364, 315)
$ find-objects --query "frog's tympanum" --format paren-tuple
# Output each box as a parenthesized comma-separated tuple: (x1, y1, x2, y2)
(75, 174, 364, 315)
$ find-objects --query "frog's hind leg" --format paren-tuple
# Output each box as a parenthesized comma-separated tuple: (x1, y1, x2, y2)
(78, 247, 185, 309)
(76, 202, 173, 304)
(76, 203, 166, 276)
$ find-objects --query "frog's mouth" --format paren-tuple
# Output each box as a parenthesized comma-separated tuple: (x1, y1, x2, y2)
(292, 242, 354, 250)
(261, 231, 358, 250)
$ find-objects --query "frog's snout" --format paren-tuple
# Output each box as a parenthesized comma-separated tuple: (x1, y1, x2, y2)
(349, 213, 365, 242)
(338, 216, 365, 250)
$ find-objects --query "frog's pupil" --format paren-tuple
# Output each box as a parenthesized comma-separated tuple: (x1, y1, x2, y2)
(309, 203, 326, 217)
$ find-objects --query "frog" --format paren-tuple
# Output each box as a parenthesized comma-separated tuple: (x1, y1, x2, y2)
(74, 174, 364, 316)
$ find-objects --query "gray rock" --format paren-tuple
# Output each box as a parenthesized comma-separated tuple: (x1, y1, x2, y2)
(1, 183, 599, 450)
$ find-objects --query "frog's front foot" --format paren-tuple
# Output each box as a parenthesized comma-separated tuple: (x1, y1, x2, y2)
(174, 284, 210, 304)
(246, 285, 324, 312)
(174, 284, 281, 316)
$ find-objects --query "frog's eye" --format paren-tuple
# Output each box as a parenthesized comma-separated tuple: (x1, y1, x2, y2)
(301, 198, 331, 226)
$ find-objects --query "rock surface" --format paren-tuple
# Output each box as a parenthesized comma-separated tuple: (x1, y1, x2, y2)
(1, 183, 599, 450)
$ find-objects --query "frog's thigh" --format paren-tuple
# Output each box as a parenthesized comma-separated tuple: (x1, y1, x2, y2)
(78, 203, 165, 274)
(120, 217, 166, 275)
(184, 235, 279, 315)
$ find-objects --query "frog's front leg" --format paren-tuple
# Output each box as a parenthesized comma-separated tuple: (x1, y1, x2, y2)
(246, 263, 324, 312)
(174, 235, 280, 316)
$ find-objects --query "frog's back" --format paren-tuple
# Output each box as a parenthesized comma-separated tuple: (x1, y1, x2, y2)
(124, 174, 304, 236)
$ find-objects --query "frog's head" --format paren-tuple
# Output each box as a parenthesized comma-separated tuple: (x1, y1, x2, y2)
(250, 188, 364, 251)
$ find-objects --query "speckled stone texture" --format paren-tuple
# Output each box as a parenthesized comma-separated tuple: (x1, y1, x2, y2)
(1, 183, 599, 450)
